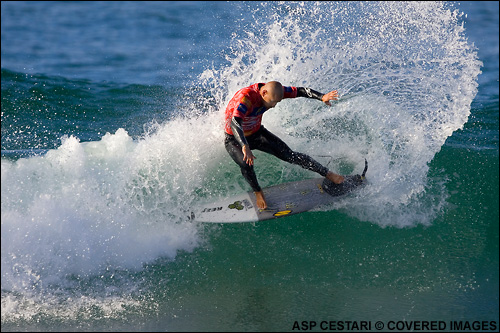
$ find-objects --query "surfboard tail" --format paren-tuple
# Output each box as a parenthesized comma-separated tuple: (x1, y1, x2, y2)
(322, 159, 367, 197)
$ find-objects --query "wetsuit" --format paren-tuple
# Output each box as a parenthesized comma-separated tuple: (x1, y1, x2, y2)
(224, 83, 330, 192)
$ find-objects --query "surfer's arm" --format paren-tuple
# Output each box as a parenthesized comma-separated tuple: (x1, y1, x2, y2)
(297, 87, 338, 106)
(230, 116, 248, 147)
(230, 116, 255, 165)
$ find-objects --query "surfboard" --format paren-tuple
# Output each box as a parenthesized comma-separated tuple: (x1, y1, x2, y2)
(190, 160, 368, 223)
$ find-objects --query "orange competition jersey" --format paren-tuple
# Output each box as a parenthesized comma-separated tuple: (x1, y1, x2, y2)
(224, 83, 298, 136)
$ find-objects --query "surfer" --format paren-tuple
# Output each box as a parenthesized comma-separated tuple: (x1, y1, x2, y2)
(224, 81, 344, 210)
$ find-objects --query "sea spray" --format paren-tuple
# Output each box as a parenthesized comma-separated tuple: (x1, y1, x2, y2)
(200, 1, 481, 227)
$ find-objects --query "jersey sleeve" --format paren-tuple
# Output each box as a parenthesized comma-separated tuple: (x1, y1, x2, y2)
(232, 95, 253, 118)
(283, 86, 298, 99)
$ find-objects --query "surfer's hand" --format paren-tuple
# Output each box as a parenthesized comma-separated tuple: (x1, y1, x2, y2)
(322, 90, 339, 106)
(242, 145, 255, 165)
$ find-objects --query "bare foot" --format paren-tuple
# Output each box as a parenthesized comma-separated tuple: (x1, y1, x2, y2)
(326, 171, 344, 184)
(255, 191, 268, 210)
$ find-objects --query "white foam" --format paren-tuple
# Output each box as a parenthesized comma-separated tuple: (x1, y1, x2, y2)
(200, 1, 481, 227)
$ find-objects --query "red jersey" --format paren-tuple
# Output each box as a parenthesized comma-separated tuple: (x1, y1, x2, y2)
(224, 83, 298, 136)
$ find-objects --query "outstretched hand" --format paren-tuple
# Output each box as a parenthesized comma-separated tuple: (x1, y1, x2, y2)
(322, 90, 339, 106)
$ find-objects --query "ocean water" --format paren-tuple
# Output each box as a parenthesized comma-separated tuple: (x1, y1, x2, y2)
(1, 1, 498, 331)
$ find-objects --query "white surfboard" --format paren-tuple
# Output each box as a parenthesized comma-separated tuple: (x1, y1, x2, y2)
(190, 160, 367, 223)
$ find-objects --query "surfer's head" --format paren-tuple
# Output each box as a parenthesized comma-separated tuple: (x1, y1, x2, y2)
(260, 81, 284, 108)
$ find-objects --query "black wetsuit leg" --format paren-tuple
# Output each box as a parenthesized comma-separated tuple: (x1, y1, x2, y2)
(251, 126, 329, 177)
(225, 127, 329, 192)
(224, 133, 262, 192)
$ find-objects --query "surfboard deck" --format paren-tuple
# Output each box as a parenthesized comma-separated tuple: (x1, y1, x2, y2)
(190, 160, 367, 223)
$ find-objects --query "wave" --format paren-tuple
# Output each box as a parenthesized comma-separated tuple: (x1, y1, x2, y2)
(1, 68, 172, 151)
(1, 1, 482, 324)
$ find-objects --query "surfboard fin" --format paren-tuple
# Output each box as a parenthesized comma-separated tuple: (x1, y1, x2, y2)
(361, 159, 368, 179)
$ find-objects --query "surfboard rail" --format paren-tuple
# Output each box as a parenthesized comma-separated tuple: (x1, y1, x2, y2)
(191, 160, 367, 223)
